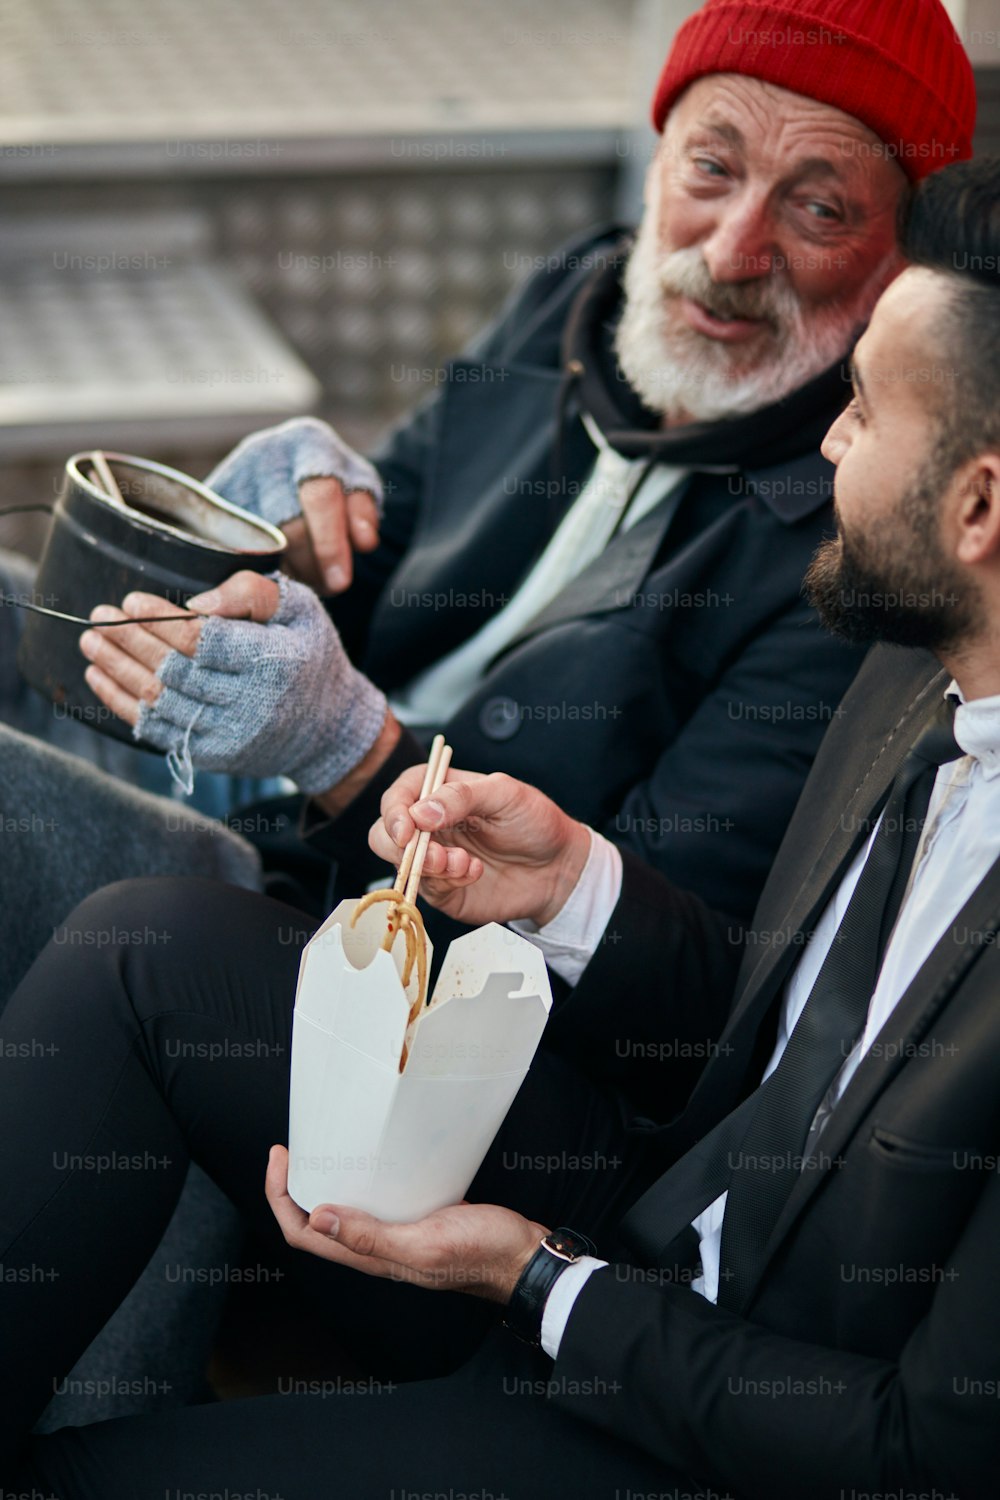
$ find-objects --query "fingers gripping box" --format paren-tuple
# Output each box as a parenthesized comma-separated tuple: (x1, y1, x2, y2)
(287, 898, 552, 1222)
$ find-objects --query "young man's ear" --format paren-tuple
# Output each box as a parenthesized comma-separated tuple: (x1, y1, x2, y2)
(952, 454, 1000, 567)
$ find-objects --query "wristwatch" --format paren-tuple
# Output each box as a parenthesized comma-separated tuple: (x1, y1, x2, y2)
(503, 1227, 595, 1346)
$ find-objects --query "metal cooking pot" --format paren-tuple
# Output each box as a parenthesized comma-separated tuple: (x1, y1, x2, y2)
(17, 450, 287, 746)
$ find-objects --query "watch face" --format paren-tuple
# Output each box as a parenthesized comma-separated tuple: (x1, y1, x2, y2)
(543, 1228, 593, 1262)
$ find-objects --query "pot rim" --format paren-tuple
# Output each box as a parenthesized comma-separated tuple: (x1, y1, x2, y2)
(65, 451, 289, 557)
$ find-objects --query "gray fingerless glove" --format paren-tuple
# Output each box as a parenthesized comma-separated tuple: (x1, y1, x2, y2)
(205, 416, 384, 528)
(135, 574, 387, 795)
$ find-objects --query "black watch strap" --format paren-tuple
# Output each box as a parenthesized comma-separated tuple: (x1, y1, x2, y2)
(503, 1227, 595, 1347)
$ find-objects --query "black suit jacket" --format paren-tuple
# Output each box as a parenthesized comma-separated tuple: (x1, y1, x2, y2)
(545, 643, 1000, 1499)
(307, 229, 864, 920)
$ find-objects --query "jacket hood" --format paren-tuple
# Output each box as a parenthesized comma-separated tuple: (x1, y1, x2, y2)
(560, 235, 855, 470)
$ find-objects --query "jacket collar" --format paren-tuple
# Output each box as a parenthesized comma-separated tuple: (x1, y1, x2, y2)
(739, 449, 836, 523)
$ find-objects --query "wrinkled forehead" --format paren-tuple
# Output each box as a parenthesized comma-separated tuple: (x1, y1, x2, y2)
(661, 73, 905, 198)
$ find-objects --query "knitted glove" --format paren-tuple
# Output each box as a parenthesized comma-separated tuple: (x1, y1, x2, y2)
(205, 416, 383, 529)
(134, 574, 387, 795)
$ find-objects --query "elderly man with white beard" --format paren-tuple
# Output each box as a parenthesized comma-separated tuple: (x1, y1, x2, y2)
(2, 0, 977, 974)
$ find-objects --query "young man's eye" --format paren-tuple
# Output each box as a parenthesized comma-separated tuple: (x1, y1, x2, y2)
(845, 397, 865, 425)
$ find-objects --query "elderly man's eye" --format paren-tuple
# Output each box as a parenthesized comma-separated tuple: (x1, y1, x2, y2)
(693, 156, 728, 177)
(804, 200, 842, 222)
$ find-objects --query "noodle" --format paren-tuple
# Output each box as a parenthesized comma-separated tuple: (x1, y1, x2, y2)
(350, 889, 430, 1066)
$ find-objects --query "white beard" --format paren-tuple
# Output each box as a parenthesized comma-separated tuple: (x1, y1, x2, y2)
(614, 206, 898, 423)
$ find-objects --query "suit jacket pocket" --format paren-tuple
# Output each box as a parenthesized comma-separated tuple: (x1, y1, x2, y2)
(868, 1126, 963, 1173)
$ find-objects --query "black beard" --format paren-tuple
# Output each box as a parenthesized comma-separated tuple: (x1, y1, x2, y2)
(804, 526, 975, 653)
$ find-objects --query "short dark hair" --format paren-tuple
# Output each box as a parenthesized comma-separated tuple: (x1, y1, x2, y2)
(901, 158, 1000, 470)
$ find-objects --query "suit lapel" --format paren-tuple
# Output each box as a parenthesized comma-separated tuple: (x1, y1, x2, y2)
(732, 668, 947, 1034)
(736, 855, 1000, 1312)
(678, 664, 950, 1143)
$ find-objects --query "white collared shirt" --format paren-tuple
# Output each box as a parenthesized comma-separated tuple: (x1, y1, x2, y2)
(517, 682, 1000, 1356)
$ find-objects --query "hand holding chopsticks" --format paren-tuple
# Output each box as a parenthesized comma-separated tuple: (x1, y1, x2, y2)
(370, 758, 594, 932)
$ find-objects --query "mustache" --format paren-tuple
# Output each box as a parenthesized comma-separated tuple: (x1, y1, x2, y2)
(657, 251, 791, 330)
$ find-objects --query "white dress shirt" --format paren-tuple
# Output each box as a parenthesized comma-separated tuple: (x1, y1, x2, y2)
(516, 682, 1000, 1358)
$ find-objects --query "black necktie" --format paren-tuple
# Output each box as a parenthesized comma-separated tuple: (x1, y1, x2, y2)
(621, 696, 962, 1305)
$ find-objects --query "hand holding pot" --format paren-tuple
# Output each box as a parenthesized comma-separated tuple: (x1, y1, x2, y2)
(206, 417, 383, 595)
(79, 571, 388, 792)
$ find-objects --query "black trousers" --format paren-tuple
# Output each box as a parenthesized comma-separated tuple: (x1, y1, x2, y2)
(0, 877, 692, 1500)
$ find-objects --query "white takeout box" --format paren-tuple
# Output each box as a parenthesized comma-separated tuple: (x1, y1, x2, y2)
(287, 897, 552, 1221)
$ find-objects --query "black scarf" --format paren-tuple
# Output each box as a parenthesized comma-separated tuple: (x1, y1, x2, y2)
(559, 236, 855, 470)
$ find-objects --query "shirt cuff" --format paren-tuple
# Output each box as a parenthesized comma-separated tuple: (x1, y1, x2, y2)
(508, 828, 623, 986)
(540, 1258, 608, 1359)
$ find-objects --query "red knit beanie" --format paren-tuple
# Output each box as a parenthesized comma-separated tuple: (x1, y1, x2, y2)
(651, 0, 976, 181)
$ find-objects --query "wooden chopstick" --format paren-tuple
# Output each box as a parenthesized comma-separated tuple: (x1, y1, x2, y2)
(404, 744, 452, 906)
(377, 736, 449, 957)
(393, 733, 445, 897)
(381, 739, 452, 1071)
(90, 450, 127, 507)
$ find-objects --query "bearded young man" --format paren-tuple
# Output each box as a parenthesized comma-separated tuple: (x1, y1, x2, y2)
(6, 0, 970, 1419)
(6, 0, 962, 967)
(2, 154, 999, 1500)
